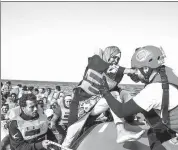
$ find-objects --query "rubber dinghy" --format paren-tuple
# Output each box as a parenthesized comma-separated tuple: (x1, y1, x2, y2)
(71, 122, 178, 150)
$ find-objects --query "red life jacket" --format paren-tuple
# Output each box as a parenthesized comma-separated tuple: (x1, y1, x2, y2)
(14, 112, 48, 141)
(149, 65, 178, 133)
(79, 69, 117, 95)
(152, 66, 178, 88)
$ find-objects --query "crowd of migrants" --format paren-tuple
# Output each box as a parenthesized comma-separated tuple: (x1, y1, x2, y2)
(1, 81, 109, 150)
(1, 81, 72, 147)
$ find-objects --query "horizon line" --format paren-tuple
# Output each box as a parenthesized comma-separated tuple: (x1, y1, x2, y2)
(1, 78, 144, 86)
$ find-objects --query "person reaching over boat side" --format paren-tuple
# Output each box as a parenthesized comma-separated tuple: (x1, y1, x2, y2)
(97, 45, 178, 149)
(62, 46, 145, 149)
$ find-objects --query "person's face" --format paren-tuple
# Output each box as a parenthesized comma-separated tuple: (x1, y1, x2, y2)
(6, 83, 10, 86)
(43, 97, 47, 102)
(38, 100, 44, 108)
(47, 115, 53, 121)
(42, 89, 45, 94)
(11, 94, 16, 101)
(50, 102, 58, 110)
(34, 91, 39, 95)
(47, 89, 51, 95)
(135, 69, 145, 80)
(108, 53, 121, 65)
(22, 100, 38, 117)
(39, 89, 42, 94)
(2, 106, 9, 113)
(64, 97, 72, 108)
(134, 67, 150, 83)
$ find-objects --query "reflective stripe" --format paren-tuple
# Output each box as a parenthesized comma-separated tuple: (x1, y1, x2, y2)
(25, 128, 40, 136)
(60, 111, 69, 125)
(15, 113, 48, 140)
(79, 69, 103, 95)
(89, 72, 102, 84)
(79, 80, 100, 95)
(79, 69, 118, 95)
(85, 69, 103, 85)
(88, 86, 100, 95)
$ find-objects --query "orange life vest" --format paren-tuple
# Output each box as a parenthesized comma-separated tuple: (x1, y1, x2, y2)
(79, 69, 117, 95)
(14, 112, 48, 140)
(149, 66, 178, 132)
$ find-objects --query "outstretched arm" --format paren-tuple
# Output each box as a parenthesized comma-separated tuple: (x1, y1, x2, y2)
(96, 76, 144, 118)
(9, 120, 44, 150)
(124, 68, 136, 74)
(103, 92, 144, 118)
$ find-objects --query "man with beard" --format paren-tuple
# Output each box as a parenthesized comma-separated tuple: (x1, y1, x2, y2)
(97, 45, 178, 149)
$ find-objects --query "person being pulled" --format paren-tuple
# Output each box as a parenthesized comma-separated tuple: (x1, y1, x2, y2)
(96, 45, 178, 150)
(8, 93, 59, 150)
(62, 46, 145, 149)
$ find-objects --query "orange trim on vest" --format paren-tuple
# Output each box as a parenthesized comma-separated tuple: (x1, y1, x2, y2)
(79, 69, 118, 95)
(15, 113, 48, 141)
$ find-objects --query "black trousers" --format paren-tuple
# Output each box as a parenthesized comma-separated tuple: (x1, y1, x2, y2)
(147, 124, 176, 150)
(55, 125, 67, 144)
(144, 109, 176, 150)
(67, 88, 91, 127)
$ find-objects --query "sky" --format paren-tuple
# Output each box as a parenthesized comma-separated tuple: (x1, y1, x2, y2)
(1, 2, 178, 84)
